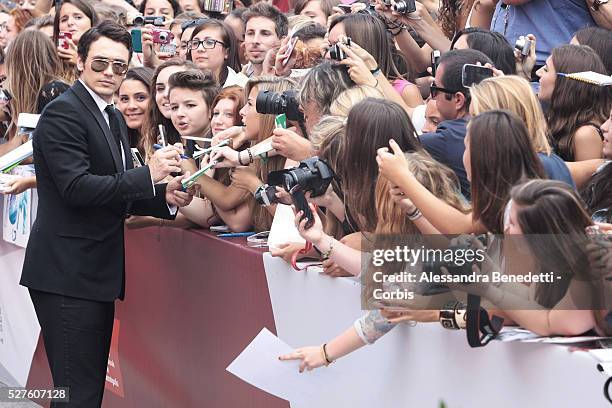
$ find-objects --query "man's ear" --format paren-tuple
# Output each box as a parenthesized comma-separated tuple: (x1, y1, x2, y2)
(76, 55, 84, 73)
(454, 92, 467, 113)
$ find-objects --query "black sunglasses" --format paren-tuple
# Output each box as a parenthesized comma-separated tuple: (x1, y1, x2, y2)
(90, 58, 129, 75)
(430, 83, 459, 98)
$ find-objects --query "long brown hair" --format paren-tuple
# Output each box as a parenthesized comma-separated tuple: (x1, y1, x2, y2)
(5, 30, 65, 138)
(52, 0, 98, 83)
(547, 45, 611, 161)
(314, 115, 346, 238)
(329, 13, 405, 81)
(341, 98, 422, 232)
(187, 19, 241, 84)
(364, 151, 470, 307)
(209, 86, 245, 187)
(141, 58, 198, 160)
(468, 110, 545, 233)
(510, 180, 599, 321)
(243, 76, 298, 231)
(120, 67, 154, 151)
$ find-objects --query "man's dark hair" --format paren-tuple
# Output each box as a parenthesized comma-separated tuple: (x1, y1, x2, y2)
(295, 23, 326, 43)
(242, 3, 288, 38)
(450, 28, 516, 75)
(227, 6, 248, 20)
(77, 21, 133, 64)
(168, 69, 220, 109)
(438, 49, 493, 105)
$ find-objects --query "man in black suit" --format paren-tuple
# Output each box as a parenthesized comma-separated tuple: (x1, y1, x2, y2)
(20, 22, 194, 407)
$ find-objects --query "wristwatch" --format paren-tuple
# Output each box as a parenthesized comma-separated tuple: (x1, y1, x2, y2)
(439, 301, 460, 330)
(591, 0, 609, 11)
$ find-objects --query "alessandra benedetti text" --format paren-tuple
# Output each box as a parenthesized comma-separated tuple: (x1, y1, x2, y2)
(372, 271, 558, 284)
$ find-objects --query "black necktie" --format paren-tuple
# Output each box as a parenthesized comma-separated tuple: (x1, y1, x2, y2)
(104, 104, 122, 151)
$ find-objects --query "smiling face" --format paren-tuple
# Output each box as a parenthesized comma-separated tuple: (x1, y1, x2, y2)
(190, 27, 228, 80)
(118, 79, 150, 130)
(155, 65, 185, 118)
(239, 86, 260, 141)
(59, 2, 92, 43)
(244, 17, 280, 66)
(77, 37, 130, 102)
(211, 98, 238, 135)
(536, 56, 556, 102)
(169, 87, 210, 137)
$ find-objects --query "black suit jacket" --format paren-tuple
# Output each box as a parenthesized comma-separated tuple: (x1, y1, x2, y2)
(20, 81, 175, 302)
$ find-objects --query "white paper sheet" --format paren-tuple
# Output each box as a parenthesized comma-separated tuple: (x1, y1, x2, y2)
(268, 204, 305, 249)
(0, 140, 33, 172)
(226, 328, 341, 406)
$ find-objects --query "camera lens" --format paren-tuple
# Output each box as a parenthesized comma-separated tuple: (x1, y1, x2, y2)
(159, 32, 168, 41)
(329, 44, 345, 61)
(393, 0, 416, 14)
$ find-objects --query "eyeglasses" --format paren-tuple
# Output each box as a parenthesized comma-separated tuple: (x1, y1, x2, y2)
(188, 38, 226, 51)
(90, 58, 129, 75)
(430, 83, 459, 98)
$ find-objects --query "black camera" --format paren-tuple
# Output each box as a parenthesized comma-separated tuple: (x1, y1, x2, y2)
(382, 0, 393, 7)
(329, 36, 351, 61)
(132, 15, 166, 26)
(254, 184, 279, 206)
(267, 157, 335, 229)
(255, 90, 304, 122)
(515, 36, 533, 57)
(329, 43, 346, 61)
(393, 0, 416, 14)
(420, 235, 488, 296)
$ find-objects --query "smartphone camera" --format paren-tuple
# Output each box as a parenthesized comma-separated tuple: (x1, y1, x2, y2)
(431, 50, 441, 77)
(58, 31, 72, 50)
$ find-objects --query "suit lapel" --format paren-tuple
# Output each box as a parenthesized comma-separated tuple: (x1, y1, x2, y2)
(71, 81, 123, 172)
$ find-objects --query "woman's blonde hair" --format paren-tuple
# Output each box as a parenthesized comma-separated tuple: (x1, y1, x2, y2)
(329, 85, 384, 117)
(375, 151, 470, 235)
(243, 76, 299, 231)
(365, 151, 470, 307)
(309, 114, 345, 148)
(6, 30, 64, 137)
(471, 75, 551, 155)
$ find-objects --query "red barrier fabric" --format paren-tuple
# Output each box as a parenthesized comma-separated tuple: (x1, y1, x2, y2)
(26, 227, 288, 408)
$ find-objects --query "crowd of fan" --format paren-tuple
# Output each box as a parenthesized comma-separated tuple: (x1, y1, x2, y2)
(0, 0, 611, 371)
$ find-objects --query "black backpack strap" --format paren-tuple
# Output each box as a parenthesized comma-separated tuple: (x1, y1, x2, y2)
(466, 294, 504, 347)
